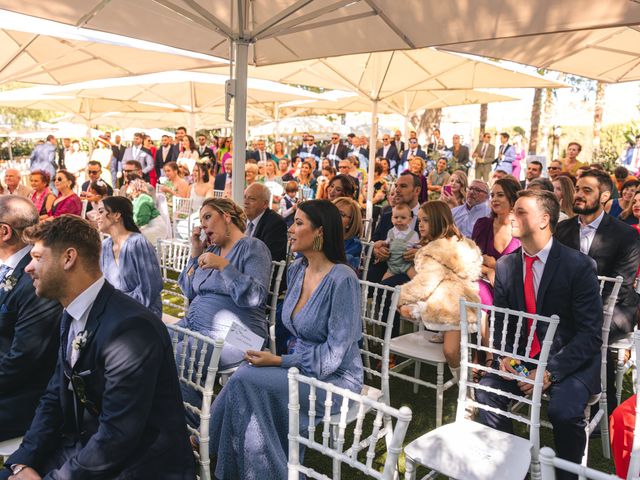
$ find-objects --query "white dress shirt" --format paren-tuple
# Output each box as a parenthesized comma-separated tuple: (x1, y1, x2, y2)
(0, 245, 31, 277)
(451, 201, 491, 237)
(246, 210, 265, 238)
(521, 237, 553, 297)
(578, 211, 604, 255)
(65, 276, 105, 365)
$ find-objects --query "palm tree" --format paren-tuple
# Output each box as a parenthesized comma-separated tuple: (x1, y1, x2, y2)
(529, 88, 543, 154)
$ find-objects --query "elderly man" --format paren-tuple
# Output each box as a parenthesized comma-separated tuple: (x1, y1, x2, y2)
(451, 179, 491, 237)
(376, 134, 401, 173)
(3, 169, 32, 197)
(547, 160, 563, 181)
(29, 135, 58, 186)
(0, 197, 61, 444)
(244, 183, 287, 262)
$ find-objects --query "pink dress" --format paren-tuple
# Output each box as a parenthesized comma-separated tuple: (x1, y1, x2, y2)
(50, 193, 83, 217)
(512, 148, 525, 180)
(471, 217, 521, 306)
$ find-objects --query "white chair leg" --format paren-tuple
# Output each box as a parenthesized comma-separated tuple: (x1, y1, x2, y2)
(436, 362, 444, 428)
(616, 348, 625, 405)
(580, 405, 591, 480)
(599, 393, 611, 459)
(530, 453, 542, 480)
(404, 456, 416, 480)
(413, 360, 421, 395)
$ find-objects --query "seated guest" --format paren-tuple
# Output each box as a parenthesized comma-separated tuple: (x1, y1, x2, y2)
(382, 203, 420, 280)
(190, 161, 212, 212)
(84, 181, 109, 223)
(451, 179, 491, 237)
(3, 169, 32, 197)
(398, 200, 482, 369)
(476, 190, 603, 475)
(606, 179, 639, 218)
(178, 198, 271, 369)
(244, 183, 287, 261)
(47, 170, 82, 219)
(427, 157, 450, 201)
(404, 156, 428, 204)
(440, 170, 467, 208)
(80, 161, 113, 197)
(214, 157, 233, 191)
(326, 174, 357, 202)
(526, 177, 555, 192)
(316, 165, 337, 200)
(0, 197, 61, 443)
(472, 178, 522, 306)
(333, 196, 363, 270)
(97, 196, 163, 317)
(609, 393, 637, 479)
(552, 175, 575, 221)
(127, 179, 166, 246)
(206, 199, 363, 478)
(159, 160, 190, 201)
(296, 160, 317, 199)
(555, 169, 640, 418)
(116, 160, 155, 200)
(280, 181, 299, 228)
(28, 170, 55, 220)
(3, 215, 195, 479)
(612, 166, 636, 196)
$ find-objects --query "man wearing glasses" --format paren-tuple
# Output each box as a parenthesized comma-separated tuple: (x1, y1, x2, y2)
(323, 133, 348, 168)
(472, 132, 496, 182)
(547, 160, 563, 181)
(451, 179, 491, 237)
(376, 134, 401, 173)
(399, 138, 427, 172)
(80, 161, 114, 214)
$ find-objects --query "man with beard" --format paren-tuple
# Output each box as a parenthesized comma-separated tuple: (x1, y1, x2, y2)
(555, 169, 640, 417)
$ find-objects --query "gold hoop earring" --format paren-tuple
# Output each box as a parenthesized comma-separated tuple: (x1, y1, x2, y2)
(313, 235, 323, 251)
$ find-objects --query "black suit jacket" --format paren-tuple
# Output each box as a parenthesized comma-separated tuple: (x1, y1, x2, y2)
(156, 144, 178, 165)
(376, 145, 401, 171)
(447, 145, 470, 167)
(0, 251, 61, 441)
(322, 143, 348, 161)
(6, 282, 195, 479)
(253, 209, 287, 262)
(197, 146, 214, 160)
(493, 240, 603, 393)
(555, 213, 640, 308)
(214, 173, 228, 191)
(249, 150, 274, 162)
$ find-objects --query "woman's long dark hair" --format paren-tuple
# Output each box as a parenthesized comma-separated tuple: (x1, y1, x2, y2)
(298, 199, 346, 264)
(102, 196, 141, 233)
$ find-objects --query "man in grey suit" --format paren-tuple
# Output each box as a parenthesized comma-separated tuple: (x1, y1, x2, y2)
(121, 132, 154, 182)
(472, 132, 496, 182)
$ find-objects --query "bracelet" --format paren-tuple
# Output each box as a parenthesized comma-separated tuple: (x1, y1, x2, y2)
(11, 464, 26, 474)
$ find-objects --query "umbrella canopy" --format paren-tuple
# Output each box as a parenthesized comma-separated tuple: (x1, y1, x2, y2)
(0, 10, 225, 85)
(442, 27, 640, 83)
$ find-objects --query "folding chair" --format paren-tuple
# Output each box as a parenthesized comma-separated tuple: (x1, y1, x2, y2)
(287, 367, 412, 480)
(0, 437, 22, 459)
(166, 324, 224, 480)
(157, 239, 192, 324)
(358, 241, 375, 281)
(404, 299, 560, 480)
(540, 447, 620, 480)
(267, 260, 286, 353)
(211, 189, 225, 198)
(155, 193, 173, 240)
(172, 196, 194, 241)
(80, 199, 88, 218)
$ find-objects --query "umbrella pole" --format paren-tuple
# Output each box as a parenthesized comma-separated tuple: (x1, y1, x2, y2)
(231, 40, 250, 205)
(366, 100, 378, 222)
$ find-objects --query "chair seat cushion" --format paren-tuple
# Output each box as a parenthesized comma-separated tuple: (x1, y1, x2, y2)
(404, 419, 532, 480)
(0, 437, 22, 457)
(389, 331, 446, 363)
(609, 332, 634, 350)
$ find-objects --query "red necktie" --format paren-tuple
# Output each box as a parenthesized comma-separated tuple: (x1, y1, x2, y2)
(524, 255, 541, 358)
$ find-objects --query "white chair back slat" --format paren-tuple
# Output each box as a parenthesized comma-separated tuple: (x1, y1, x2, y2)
(172, 196, 194, 240)
(358, 241, 374, 281)
(540, 447, 621, 480)
(212, 189, 225, 198)
(166, 324, 224, 480)
(267, 260, 286, 353)
(287, 367, 412, 480)
(157, 239, 192, 317)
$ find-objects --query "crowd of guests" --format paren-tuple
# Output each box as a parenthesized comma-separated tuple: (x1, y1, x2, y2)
(0, 127, 640, 479)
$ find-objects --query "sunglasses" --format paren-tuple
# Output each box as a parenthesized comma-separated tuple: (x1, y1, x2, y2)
(88, 170, 101, 174)
(55, 177, 66, 181)
(548, 166, 561, 170)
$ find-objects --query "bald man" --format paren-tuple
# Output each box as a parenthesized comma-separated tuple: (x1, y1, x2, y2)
(244, 183, 287, 262)
(3, 169, 32, 198)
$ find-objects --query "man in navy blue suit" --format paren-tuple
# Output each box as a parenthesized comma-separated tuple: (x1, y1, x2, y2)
(0, 197, 61, 443)
(2, 215, 194, 479)
(398, 137, 428, 172)
(476, 190, 603, 479)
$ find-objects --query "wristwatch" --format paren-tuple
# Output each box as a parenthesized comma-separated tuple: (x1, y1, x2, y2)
(547, 371, 558, 384)
(11, 464, 26, 474)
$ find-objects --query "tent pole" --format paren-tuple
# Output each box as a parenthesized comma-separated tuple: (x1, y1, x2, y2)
(366, 99, 378, 223)
(231, 40, 250, 205)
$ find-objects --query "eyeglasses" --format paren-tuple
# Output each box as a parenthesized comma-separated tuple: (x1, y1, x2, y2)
(331, 137, 339, 140)
(468, 186, 488, 194)
(88, 170, 101, 174)
(548, 166, 561, 170)
(409, 141, 417, 145)
(123, 169, 136, 174)
(338, 166, 350, 170)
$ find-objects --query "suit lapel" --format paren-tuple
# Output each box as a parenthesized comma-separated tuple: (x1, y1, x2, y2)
(71, 282, 113, 371)
(536, 240, 561, 312)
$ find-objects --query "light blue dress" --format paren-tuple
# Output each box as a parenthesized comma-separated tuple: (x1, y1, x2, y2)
(208, 259, 364, 479)
(100, 233, 163, 317)
(177, 236, 272, 368)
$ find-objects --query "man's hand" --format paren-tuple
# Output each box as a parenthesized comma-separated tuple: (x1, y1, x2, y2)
(517, 369, 552, 395)
(9, 466, 41, 480)
(402, 247, 418, 262)
(373, 240, 390, 261)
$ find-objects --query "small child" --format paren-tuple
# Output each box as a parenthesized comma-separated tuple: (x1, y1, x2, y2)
(280, 181, 299, 228)
(382, 203, 420, 280)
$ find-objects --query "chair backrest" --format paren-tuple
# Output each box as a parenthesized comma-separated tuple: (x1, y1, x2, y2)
(598, 275, 624, 396)
(166, 324, 223, 480)
(458, 299, 559, 455)
(358, 241, 375, 281)
(157, 239, 192, 315)
(358, 280, 401, 405)
(212, 189, 225, 198)
(80, 199, 88, 219)
(540, 447, 620, 480)
(155, 193, 173, 239)
(172, 196, 193, 220)
(627, 330, 640, 480)
(361, 218, 374, 242)
(287, 367, 412, 480)
(267, 260, 286, 353)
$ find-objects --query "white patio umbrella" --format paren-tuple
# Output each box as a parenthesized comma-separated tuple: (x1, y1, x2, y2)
(3, 1, 638, 203)
(0, 10, 225, 85)
(442, 27, 640, 83)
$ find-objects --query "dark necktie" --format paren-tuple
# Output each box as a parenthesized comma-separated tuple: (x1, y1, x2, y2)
(524, 255, 541, 358)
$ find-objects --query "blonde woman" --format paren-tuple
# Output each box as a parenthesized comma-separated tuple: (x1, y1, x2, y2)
(333, 196, 363, 270)
(552, 175, 576, 221)
(440, 170, 468, 208)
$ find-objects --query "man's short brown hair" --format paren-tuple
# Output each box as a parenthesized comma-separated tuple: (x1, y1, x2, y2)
(23, 215, 101, 270)
(517, 189, 560, 232)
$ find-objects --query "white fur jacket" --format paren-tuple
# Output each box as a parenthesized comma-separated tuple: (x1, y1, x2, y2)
(399, 235, 483, 326)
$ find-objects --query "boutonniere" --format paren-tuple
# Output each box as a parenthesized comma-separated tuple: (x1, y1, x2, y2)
(0, 275, 17, 293)
(72, 330, 89, 352)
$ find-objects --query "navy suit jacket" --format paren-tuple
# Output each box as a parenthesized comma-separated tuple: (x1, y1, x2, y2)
(400, 147, 428, 165)
(249, 150, 274, 162)
(0, 251, 61, 441)
(554, 213, 640, 309)
(6, 282, 195, 479)
(376, 145, 401, 171)
(214, 172, 228, 191)
(253, 208, 288, 262)
(493, 240, 603, 394)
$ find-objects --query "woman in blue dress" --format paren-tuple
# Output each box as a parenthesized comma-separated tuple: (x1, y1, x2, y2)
(97, 196, 163, 317)
(207, 199, 364, 479)
(178, 197, 272, 369)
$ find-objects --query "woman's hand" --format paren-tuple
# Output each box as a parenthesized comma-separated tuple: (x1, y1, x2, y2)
(190, 226, 207, 257)
(160, 185, 173, 194)
(198, 252, 230, 271)
(245, 350, 282, 367)
(482, 254, 496, 269)
(440, 189, 456, 207)
(402, 247, 418, 262)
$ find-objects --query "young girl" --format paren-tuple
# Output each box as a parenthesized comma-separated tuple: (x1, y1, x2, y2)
(382, 203, 420, 280)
